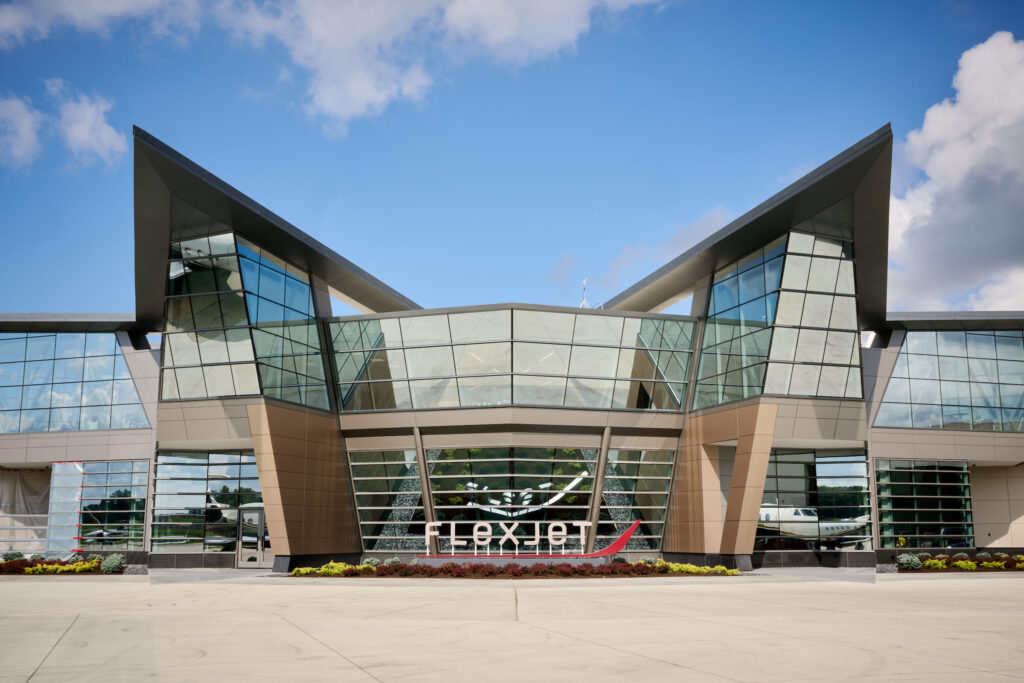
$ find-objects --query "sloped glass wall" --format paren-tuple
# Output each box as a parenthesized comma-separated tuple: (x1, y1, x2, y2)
(161, 228, 330, 411)
(328, 308, 695, 412)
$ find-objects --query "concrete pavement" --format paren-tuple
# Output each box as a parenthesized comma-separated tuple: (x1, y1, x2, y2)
(1, 570, 1022, 682)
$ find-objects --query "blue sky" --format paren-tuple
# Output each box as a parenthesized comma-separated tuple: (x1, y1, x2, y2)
(1, 0, 1024, 317)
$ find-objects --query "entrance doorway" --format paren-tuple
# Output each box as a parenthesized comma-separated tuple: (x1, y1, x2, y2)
(237, 508, 274, 568)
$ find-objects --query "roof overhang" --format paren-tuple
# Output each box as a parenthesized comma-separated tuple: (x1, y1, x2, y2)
(133, 127, 420, 331)
(885, 311, 1024, 331)
(603, 124, 893, 329)
(0, 313, 137, 332)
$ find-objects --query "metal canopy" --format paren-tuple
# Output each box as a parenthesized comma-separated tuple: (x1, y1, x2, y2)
(0, 314, 137, 332)
(885, 311, 1024, 331)
(133, 127, 420, 332)
(603, 124, 893, 329)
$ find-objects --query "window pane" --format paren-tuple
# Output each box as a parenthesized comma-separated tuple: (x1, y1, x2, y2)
(567, 346, 619, 378)
(453, 343, 511, 375)
(513, 343, 570, 375)
(447, 310, 510, 343)
(513, 310, 574, 343)
(400, 315, 451, 346)
(513, 375, 566, 406)
(404, 347, 455, 378)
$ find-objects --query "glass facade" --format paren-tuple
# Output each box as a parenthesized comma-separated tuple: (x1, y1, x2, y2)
(596, 449, 674, 551)
(348, 450, 426, 552)
(427, 447, 597, 553)
(694, 200, 863, 410)
(875, 459, 973, 549)
(693, 237, 785, 408)
(0, 332, 148, 433)
(874, 330, 1024, 432)
(328, 309, 694, 412)
(756, 449, 871, 551)
(762, 230, 862, 399)
(150, 451, 262, 553)
(161, 232, 329, 410)
(47, 460, 149, 555)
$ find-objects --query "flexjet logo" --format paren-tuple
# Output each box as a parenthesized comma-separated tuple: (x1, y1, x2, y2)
(426, 521, 591, 550)
(419, 518, 642, 559)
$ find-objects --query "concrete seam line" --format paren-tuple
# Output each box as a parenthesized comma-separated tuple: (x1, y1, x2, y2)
(514, 587, 518, 622)
(27, 613, 79, 682)
(514, 618, 743, 682)
(280, 615, 383, 682)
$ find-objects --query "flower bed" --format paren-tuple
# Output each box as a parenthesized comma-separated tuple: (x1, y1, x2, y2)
(895, 552, 1024, 573)
(0, 552, 126, 575)
(290, 559, 740, 578)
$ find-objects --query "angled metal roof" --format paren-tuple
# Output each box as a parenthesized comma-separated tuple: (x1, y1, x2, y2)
(0, 314, 137, 332)
(603, 124, 893, 329)
(133, 127, 420, 331)
(885, 311, 1024, 331)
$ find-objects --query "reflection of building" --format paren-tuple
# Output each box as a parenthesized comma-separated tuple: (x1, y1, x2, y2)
(0, 123, 1022, 570)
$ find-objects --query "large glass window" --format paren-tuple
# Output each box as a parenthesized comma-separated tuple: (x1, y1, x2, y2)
(0, 332, 148, 433)
(694, 200, 863, 410)
(161, 230, 330, 411)
(348, 450, 426, 552)
(150, 451, 262, 554)
(875, 459, 973, 549)
(756, 449, 871, 551)
(328, 309, 695, 413)
(874, 330, 1024, 432)
(692, 236, 785, 409)
(595, 449, 674, 551)
(427, 447, 597, 552)
(47, 460, 149, 555)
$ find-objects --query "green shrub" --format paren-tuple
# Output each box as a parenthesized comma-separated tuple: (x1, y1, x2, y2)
(952, 552, 969, 561)
(1016, 562, 1024, 570)
(29, 554, 44, 561)
(410, 557, 419, 566)
(1013, 554, 1024, 562)
(2, 551, 24, 562)
(994, 552, 1010, 560)
(976, 552, 992, 560)
(87, 554, 103, 563)
(363, 558, 381, 567)
(952, 560, 977, 571)
(916, 552, 932, 560)
(383, 557, 401, 566)
(639, 556, 657, 565)
(979, 561, 1006, 570)
(100, 554, 125, 575)
(291, 566, 318, 576)
(922, 558, 947, 570)
(896, 553, 922, 570)
(611, 556, 627, 564)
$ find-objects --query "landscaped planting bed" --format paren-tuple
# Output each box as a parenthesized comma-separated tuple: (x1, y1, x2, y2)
(290, 558, 740, 578)
(0, 551, 126, 575)
(895, 552, 1024, 573)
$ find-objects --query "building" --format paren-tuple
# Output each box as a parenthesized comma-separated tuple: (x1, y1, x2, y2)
(0, 123, 1021, 571)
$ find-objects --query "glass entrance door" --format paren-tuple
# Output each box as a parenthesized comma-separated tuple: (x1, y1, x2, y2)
(237, 508, 274, 568)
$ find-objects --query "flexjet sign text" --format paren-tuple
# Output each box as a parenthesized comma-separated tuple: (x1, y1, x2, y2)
(425, 521, 591, 550)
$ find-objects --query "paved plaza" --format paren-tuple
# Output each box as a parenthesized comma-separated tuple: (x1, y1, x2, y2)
(1, 569, 1022, 682)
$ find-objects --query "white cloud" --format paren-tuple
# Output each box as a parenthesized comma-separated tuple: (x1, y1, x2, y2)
(219, 0, 655, 133)
(0, 0, 199, 48)
(46, 79, 127, 166)
(0, 95, 42, 167)
(889, 31, 1024, 312)
(1, 0, 655, 133)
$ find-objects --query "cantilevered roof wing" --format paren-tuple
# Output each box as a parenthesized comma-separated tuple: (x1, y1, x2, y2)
(133, 127, 420, 331)
(603, 124, 893, 329)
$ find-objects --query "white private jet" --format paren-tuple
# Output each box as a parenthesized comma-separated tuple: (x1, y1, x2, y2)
(758, 506, 869, 547)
